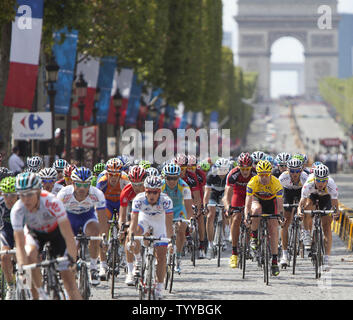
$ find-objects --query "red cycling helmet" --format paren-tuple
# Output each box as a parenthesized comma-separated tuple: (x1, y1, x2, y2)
(237, 152, 253, 167)
(63, 164, 77, 178)
(128, 165, 147, 183)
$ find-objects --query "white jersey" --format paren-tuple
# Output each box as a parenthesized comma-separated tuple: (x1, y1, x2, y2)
(279, 170, 308, 190)
(51, 182, 64, 196)
(11, 191, 67, 233)
(301, 175, 338, 199)
(56, 185, 106, 215)
(132, 192, 173, 239)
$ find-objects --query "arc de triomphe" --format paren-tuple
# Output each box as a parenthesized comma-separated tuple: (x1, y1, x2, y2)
(235, 0, 340, 100)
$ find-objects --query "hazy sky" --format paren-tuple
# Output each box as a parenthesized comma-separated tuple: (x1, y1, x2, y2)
(222, 0, 353, 98)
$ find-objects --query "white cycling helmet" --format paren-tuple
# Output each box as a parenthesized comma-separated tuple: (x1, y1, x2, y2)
(38, 167, 58, 180)
(286, 158, 303, 169)
(313, 164, 329, 178)
(144, 175, 163, 190)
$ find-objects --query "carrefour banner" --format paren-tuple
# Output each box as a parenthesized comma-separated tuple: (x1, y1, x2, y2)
(125, 74, 143, 126)
(52, 27, 78, 114)
(96, 56, 117, 123)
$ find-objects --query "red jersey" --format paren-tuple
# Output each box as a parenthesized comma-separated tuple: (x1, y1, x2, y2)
(226, 167, 257, 206)
(120, 183, 137, 208)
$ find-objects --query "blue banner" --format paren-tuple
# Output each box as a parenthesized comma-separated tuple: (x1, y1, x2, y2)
(96, 56, 117, 123)
(125, 74, 143, 125)
(210, 111, 219, 129)
(165, 105, 175, 128)
(51, 28, 78, 114)
(179, 113, 188, 129)
(146, 88, 163, 122)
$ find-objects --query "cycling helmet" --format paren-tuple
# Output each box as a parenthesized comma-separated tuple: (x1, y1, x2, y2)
(175, 153, 188, 166)
(146, 167, 160, 177)
(144, 175, 163, 190)
(286, 158, 303, 169)
(0, 176, 16, 194)
(15, 172, 42, 192)
(71, 167, 93, 183)
(93, 163, 106, 174)
(52, 159, 69, 171)
(265, 155, 274, 164)
(106, 158, 124, 174)
(310, 161, 322, 173)
(237, 153, 252, 167)
(214, 158, 230, 169)
(0, 167, 10, 181)
(38, 167, 58, 180)
(199, 160, 211, 172)
(163, 163, 181, 176)
(63, 165, 77, 178)
(251, 151, 266, 164)
(27, 156, 43, 169)
(128, 165, 147, 182)
(256, 160, 272, 173)
(292, 153, 305, 163)
(187, 155, 197, 166)
(138, 160, 151, 170)
(313, 164, 329, 179)
(275, 152, 291, 165)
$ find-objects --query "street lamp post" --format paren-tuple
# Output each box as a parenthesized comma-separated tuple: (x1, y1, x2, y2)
(92, 87, 100, 165)
(75, 73, 88, 165)
(45, 54, 59, 165)
(113, 88, 123, 155)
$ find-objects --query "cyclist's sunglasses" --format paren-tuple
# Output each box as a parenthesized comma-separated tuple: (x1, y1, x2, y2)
(258, 172, 271, 177)
(166, 176, 179, 181)
(145, 190, 160, 195)
(74, 182, 90, 188)
(289, 169, 301, 174)
(18, 190, 38, 198)
(188, 165, 196, 170)
(108, 172, 121, 177)
(315, 178, 328, 183)
(131, 182, 144, 186)
(42, 179, 55, 184)
(180, 166, 187, 170)
(2, 193, 17, 198)
(240, 166, 251, 171)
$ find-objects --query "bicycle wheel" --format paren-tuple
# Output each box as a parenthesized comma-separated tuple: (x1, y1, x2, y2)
(241, 229, 248, 279)
(263, 232, 269, 285)
(146, 256, 154, 300)
(79, 263, 90, 300)
(292, 223, 299, 275)
(312, 230, 319, 279)
(111, 241, 117, 298)
(164, 251, 171, 290)
(169, 253, 176, 293)
(216, 221, 222, 267)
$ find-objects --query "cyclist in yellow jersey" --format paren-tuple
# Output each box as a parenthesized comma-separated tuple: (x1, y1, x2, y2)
(244, 160, 284, 276)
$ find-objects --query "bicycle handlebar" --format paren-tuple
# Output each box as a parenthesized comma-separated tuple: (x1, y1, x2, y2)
(283, 204, 299, 208)
(75, 234, 106, 241)
(302, 210, 334, 215)
(132, 235, 171, 243)
(0, 249, 16, 255)
(21, 256, 69, 271)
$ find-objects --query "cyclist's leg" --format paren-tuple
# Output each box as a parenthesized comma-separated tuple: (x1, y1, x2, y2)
(60, 270, 83, 300)
(174, 209, 187, 255)
(206, 203, 216, 244)
(320, 195, 333, 256)
(99, 201, 115, 265)
(249, 200, 262, 243)
(83, 214, 100, 264)
(0, 225, 15, 285)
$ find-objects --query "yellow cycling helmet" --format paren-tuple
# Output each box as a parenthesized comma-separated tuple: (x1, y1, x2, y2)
(256, 160, 272, 173)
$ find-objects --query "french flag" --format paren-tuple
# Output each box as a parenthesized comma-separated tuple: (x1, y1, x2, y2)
(3, 0, 44, 110)
(72, 55, 100, 122)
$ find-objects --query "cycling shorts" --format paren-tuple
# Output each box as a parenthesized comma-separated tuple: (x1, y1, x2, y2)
(308, 194, 332, 210)
(106, 199, 121, 219)
(67, 208, 99, 236)
(173, 206, 187, 221)
(283, 188, 301, 209)
(0, 222, 14, 249)
(137, 215, 168, 248)
(231, 193, 246, 208)
(252, 197, 277, 215)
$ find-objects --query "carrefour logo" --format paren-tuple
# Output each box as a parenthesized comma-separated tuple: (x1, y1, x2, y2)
(20, 114, 44, 130)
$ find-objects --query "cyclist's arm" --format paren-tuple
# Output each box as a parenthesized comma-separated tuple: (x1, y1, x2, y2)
(119, 205, 128, 227)
(184, 199, 193, 220)
(276, 196, 284, 215)
(244, 194, 253, 220)
(332, 198, 339, 213)
(129, 211, 139, 238)
(203, 186, 211, 208)
(13, 230, 28, 267)
(222, 185, 232, 211)
(58, 217, 77, 262)
(96, 208, 109, 234)
(166, 212, 173, 239)
(192, 189, 202, 215)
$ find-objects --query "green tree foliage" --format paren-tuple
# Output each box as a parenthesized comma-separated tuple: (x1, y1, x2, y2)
(0, 0, 17, 32)
(319, 77, 353, 127)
